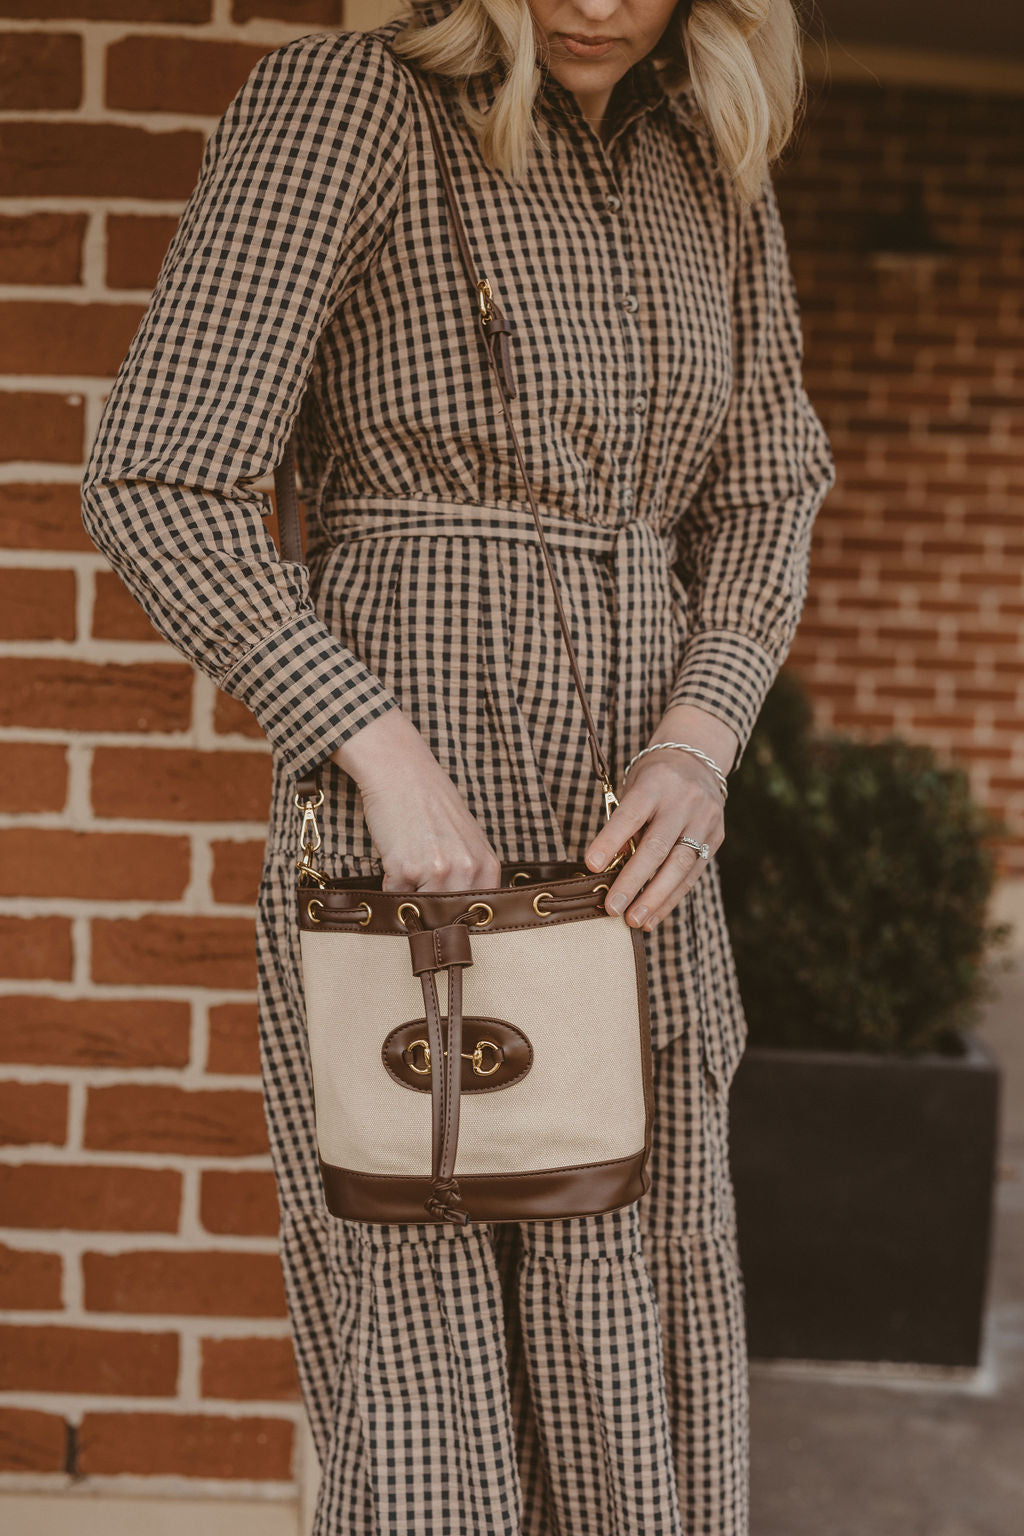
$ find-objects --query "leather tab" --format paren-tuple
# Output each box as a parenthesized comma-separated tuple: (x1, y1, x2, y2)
(294, 768, 321, 801)
(407, 922, 474, 975)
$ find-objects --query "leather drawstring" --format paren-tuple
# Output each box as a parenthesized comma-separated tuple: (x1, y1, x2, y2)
(404, 911, 478, 1224)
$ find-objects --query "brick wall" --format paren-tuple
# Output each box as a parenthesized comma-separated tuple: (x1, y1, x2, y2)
(0, 0, 1020, 1515)
(778, 79, 1024, 870)
(0, 0, 356, 1509)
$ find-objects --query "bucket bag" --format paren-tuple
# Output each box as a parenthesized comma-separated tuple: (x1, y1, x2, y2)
(273, 47, 654, 1226)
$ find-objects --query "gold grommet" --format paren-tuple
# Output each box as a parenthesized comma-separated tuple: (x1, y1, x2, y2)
(397, 901, 421, 927)
(532, 890, 553, 916)
(307, 898, 324, 923)
(357, 901, 372, 926)
(509, 870, 532, 885)
(466, 901, 493, 926)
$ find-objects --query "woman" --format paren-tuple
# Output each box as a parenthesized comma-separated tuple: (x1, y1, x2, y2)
(81, 0, 835, 1530)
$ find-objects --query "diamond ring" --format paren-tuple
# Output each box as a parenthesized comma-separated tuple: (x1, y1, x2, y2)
(676, 834, 710, 860)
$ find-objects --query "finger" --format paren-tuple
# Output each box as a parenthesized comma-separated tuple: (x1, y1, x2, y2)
(634, 822, 726, 928)
(612, 814, 724, 925)
(583, 792, 655, 873)
(599, 816, 700, 917)
(614, 839, 705, 925)
(638, 861, 710, 930)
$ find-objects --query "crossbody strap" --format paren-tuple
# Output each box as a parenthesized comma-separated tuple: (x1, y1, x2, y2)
(275, 47, 621, 811)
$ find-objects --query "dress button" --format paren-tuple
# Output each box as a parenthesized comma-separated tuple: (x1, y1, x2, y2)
(632, 394, 647, 414)
(621, 486, 635, 508)
(604, 192, 622, 211)
(622, 293, 639, 313)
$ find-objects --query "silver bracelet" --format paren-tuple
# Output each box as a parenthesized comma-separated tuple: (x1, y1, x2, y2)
(622, 741, 729, 802)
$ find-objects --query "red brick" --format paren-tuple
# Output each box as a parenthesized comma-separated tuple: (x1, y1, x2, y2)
(0, 659, 192, 732)
(82, 1249, 287, 1318)
(0, 917, 72, 981)
(0, 995, 190, 1069)
(0, 743, 67, 812)
(0, 829, 190, 901)
(211, 839, 264, 904)
(201, 1335, 299, 1401)
(213, 689, 264, 738)
(107, 35, 267, 116)
(0, 299, 146, 377)
(1, 2, 210, 17)
(0, 1322, 178, 1396)
(0, 1406, 67, 1473)
(0, 1242, 62, 1310)
(92, 568, 160, 641)
(207, 1001, 260, 1075)
(0, 391, 82, 463)
(84, 1083, 267, 1157)
(0, 481, 93, 550)
(0, 211, 85, 285)
(200, 1169, 278, 1236)
(0, 31, 81, 110)
(91, 747, 271, 821)
(0, 566, 75, 639)
(77, 1409, 292, 1481)
(105, 213, 181, 291)
(0, 1081, 68, 1146)
(232, 0, 339, 18)
(91, 914, 257, 990)
(0, 1163, 181, 1232)
(0, 122, 204, 199)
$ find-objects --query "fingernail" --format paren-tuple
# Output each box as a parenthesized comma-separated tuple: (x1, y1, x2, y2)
(630, 905, 649, 925)
(606, 892, 625, 914)
(585, 851, 601, 870)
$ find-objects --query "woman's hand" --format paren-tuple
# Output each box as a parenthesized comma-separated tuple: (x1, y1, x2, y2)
(331, 708, 503, 893)
(582, 706, 737, 932)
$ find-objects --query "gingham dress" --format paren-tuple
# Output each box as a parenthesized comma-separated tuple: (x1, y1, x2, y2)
(81, 5, 836, 1531)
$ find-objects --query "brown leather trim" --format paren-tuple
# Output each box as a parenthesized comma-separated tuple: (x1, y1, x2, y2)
(298, 861, 614, 935)
(318, 1147, 650, 1223)
(383, 1015, 533, 1093)
(631, 921, 656, 1174)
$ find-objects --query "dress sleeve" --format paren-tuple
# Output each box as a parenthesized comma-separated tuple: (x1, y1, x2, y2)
(665, 172, 837, 774)
(80, 31, 412, 780)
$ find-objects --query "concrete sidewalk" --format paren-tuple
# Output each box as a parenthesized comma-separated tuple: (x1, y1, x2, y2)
(748, 952, 1024, 1536)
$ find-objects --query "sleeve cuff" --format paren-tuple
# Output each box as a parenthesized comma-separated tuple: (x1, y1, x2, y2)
(664, 628, 780, 774)
(219, 610, 402, 778)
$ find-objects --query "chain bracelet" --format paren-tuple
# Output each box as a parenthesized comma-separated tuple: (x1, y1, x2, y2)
(621, 741, 729, 803)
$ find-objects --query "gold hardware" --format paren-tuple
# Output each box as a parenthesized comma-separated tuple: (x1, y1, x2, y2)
(532, 890, 554, 916)
(356, 901, 372, 927)
(397, 901, 421, 927)
(477, 277, 494, 326)
(465, 901, 493, 926)
(293, 788, 325, 812)
(295, 789, 326, 886)
(600, 775, 637, 870)
(470, 1039, 502, 1075)
(404, 1038, 504, 1076)
(307, 898, 324, 923)
(406, 1039, 430, 1074)
(509, 870, 532, 886)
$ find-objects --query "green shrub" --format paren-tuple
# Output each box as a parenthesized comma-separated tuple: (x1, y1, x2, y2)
(717, 671, 1013, 1056)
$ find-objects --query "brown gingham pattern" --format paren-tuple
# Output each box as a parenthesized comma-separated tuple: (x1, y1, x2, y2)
(81, 3, 836, 1530)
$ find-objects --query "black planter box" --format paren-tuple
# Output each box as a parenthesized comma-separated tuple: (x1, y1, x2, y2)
(728, 1030, 1001, 1366)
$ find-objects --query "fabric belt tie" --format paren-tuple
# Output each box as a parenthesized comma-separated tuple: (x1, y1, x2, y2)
(316, 494, 681, 780)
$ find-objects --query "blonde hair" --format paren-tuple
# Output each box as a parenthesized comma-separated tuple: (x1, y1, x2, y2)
(388, 0, 808, 204)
